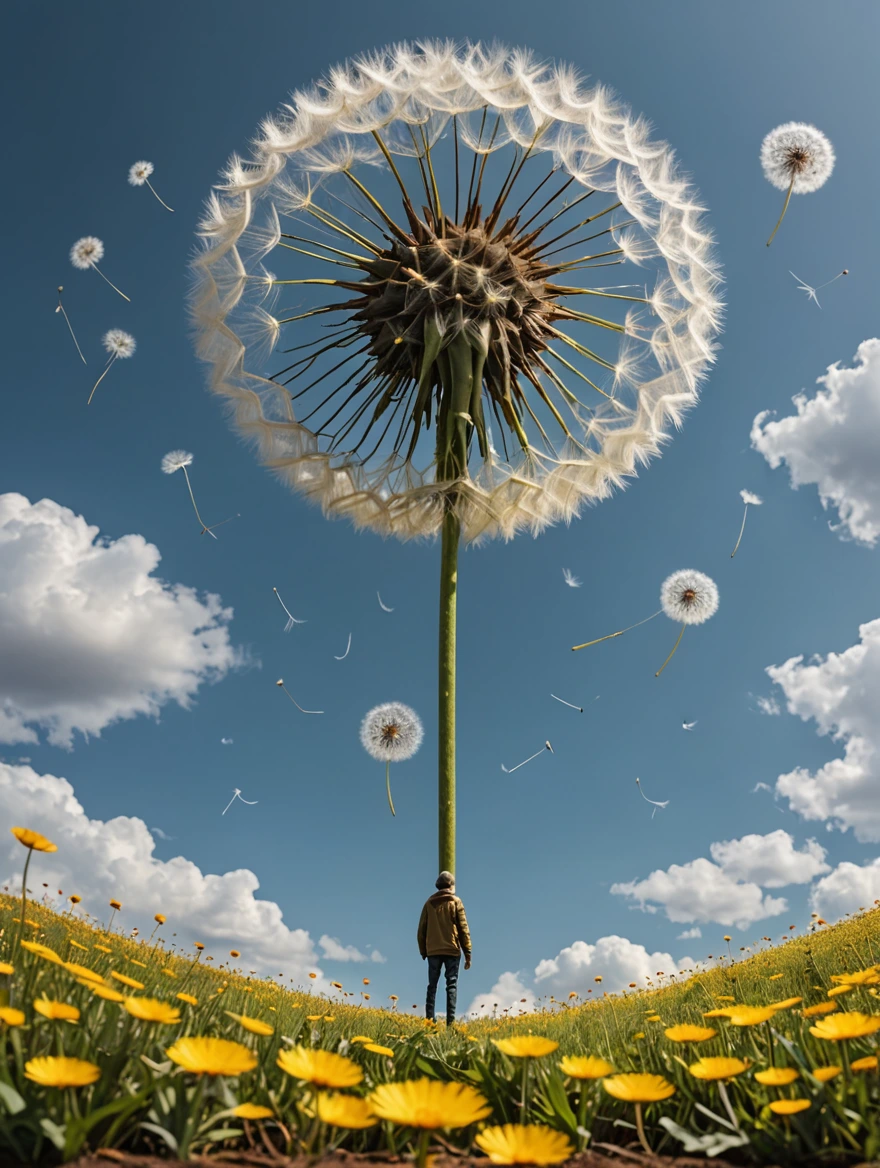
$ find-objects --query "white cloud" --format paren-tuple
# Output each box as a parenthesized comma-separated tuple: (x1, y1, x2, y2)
(318, 935, 386, 964)
(752, 782, 772, 794)
(0, 494, 244, 747)
(466, 972, 535, 1018)
(810, 858, 880, 921)
(754, 695, 781, 716)
(751, 339, 880, 545)
(769, 618, 880, 841)
(0, 761, 372, 984)
(708, 830, 829, 887)
(677, 926, 702, 940)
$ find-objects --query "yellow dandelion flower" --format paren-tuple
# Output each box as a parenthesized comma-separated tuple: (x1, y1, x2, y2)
(768, 973, 784, 980)
(827, 985, 854, 997)
(363, 1043, 394, 1057)
(176, 993, 199, 1006)
(363, 978, 370, 985)
(20, 941, 62, 964)
(0, 1008, 26, 1026)
(724, 1006, 778, 1027)
(128, 959, 148, 969)
(811, 1065, 842, 1082)
(0, 962, 14, 975)
(351, 1035, 373, 1044)
(194, 943, 204, 951)
(664, 1025, 717, 1043)
(369, 1079, 491, 1129)
(646, 1014, 662, 1022)
(324, 1015, 336, 1021)
(317, 1093, 378, 1129)
(233, 1103, 273, 1119)
(68, 895, 81, 905)
(493, 1036, 559, 1058)
(688, 1058, 749, 1082)
(230, 950, 240, 958)
(25, 1057, 99, 1088)
(851, 1055, 879, 1072)
(83, 982, 125, 1002)
(714, 995, 736, 1002)
(161, 969, 177, 978)
(603, 1074, 675, 1103)
(94, 945, 112, 954)
(308, 972, 317, 979)
(803, 1002, 838, 1018)
(809, 1012, 880, 1041)
(154, 914, 166, 924)
(754, 1067, 799, 1085)
(166, 1037, 257, 1076)
(769, 1099, 810, 1115)
(109, 899, 122, 911)
(306, 1014, 323, 1022)
(110, 972, 145, 990)
(331, 981, 343, 989)
(769, 997, 802, 1010)
(702, 1008, 734, 1018)
(475, 1124, 573, 1165)
(226, 1012, 273, 1036)
(559, 1055, 614, 1079)
(277, 1046, 363, 1088)
(63, 962, 105, 985)
(632, 1032, 646, 1040)
(11, 827, 57, 853)
(124, 998, 181, 1024)
(68, 940, 88, 952)
(830, 969, 880, 986)
(34, 999, 80, 1022)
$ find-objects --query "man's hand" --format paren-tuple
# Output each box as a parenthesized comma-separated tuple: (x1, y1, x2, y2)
(464, 956, 471, 971)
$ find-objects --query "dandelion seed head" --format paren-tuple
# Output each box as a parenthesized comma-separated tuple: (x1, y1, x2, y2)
(740, 490, 763, 506)
(360, 702, 424, 763)
(102, 329, 136, 358)
(128, 161, 155, 186)
(70, 236, 104, 269)
(660, 569, 719, 626)
(161, 450, 194, 475)
(761, 123, 835, 193)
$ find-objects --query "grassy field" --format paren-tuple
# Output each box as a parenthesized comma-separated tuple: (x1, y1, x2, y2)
(2, 883, 880, 1165)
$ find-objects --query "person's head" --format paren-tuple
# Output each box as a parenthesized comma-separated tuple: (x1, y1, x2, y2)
(435, 871, 455, 891)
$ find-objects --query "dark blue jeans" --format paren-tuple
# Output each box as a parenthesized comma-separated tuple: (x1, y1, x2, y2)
(426, 954, 460, 1024)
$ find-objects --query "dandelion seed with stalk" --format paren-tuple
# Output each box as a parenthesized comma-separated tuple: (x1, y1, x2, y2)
(88, 329, 135, 404)
(192, 41, 721, 871)
(55, 286, 86, 364)
(276, 678, 323, 715)
(731, 490, 763, 558)
(360, 702, 424, 816)
(70, 236, 130, 300)
(273, 586, 306, 630)
(160, 450, 236, 537)
(761, 123, 835, 246)
(502, 740, 553, 774)
(128, 161, 175, 212)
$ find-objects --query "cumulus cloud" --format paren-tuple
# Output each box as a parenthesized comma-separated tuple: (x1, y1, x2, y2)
(708, 830, 829, 887)
(751, 339, 880, 545)
(0, 762, 374, 984)
(0, 494, 244, 747)
(768, 618, 880, 841)
(677, 926, 702, 940)
(810, 858, 880, 921)
(318, 936, 386, 964)
(467, 972, 536, 1018)
(753, 695, 781, 716)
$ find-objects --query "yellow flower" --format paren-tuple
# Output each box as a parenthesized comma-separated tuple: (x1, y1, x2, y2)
(0, 962, 13, 975)
(558, 1055, 614, 1079)
(154, 914, 166, 924)
(63, 962, 105, 985)
(331, 981, 343, 989)
(803, 1002, 838, 1018)
(809, 1012, 880, 1041)
(714, 995, 736, 1002)
(769, 997, 802, 1010)
(109, 899, 122, 911)
(688, 1058, 749, 1082)
(324, 1015, 336, 1022)
(369, 1079, 491, 1129)
(94, 945, 112, 954)
(11, 827, 57, 853)
(811, 1065, 842, 1082)
(226, 1012, 273, 1036)
(194, 942, 204, 951)
(724, 1006, 778, 1027)
(768, 973, 784, 980)
(664, 1025, 717, 1043)
(754, 1067, 799, 1085)
(363, 1043, 394, 1057)
(363, 978, 370, 985)
(124, 998, 181, 1025)
(0, 1008, 25, 1026)
(827, 985, 853, 998)
(646, 1014, 662, 1022)
(68, 940, 88, 952)
(493, 1036, 559, 1058)
(34, 1000, 80, 1023)
(83, 982, 125, 1002)
(703, 1008, 734, 1018)
(632, 1032, 645, 1040)
(769, 1099, 810, 1115)
(176, 993, 199, 1006)
(166, 1037, 257, 1076)
(603, 1074, 676, 1103)
(68, 895, 81, 905)
(851, 1055, 879, 1072)
(25, 1057, 100, 1088)
(277, 1047, 363, 1088)
(110, 972, 144, 990)
(306, 1014, 323, 1022)
(230, 950, 240, 958)
(351, 1035, 374, 1044)
(128, 959, 147, 969)
(831, 969, 880, 986)
(475, 1124, 573, 1165)
(20, 941, 62, 965)
(161, 969, 177, 978)
(316, 1093, 378, 1129)
(233, 1103, 273, 1119)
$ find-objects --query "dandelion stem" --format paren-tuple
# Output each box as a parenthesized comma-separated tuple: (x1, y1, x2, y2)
(145, 179, 174, 212)
(385, 760, 396, 817)
(89, 262, 130, 302)
(181, 466, 211, 532)
(56, 291, 87, 364)
(655, 623, 686, 677)
(14, 847, 33, 955)
(438, 506, 458, 873)
(87, 354, 117, 405)
(572, 610, 662, 651)
(634, 1103, 652, 1155)
(767, 174, 796, 247)
(731, 503, 749, 558)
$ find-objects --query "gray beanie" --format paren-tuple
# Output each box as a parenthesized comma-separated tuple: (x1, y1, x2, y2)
(435, 870, 455, 889)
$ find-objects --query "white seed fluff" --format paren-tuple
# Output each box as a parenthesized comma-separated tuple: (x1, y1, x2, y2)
(760, 123, 835, 193)
(740, 489, 763, 506)
(660, 569, 719, 626)
(70, 236, 105, 269)
(161, 450, 194, 474)
(128, 161, 155, 186)
(360, 702, 424, 763)
(102, 329, 136, 358)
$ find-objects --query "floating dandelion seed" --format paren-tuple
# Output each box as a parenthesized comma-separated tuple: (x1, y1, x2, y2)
(731, 490, 763, 559)
(377, 592, 394, 613)
(128, 160, 175, 212)
(682, 720, 697, 731)
(273, 586, 307, 631)
(88, 330, 135, 405)
(636, 778, 669, 819)
(562, 569, 582, 589)
(360, 702, 424, 816)
(334, 633, 352, 660)
(789, 268, 848, 309)
(221, 788, 258, 815)
(761, 123, 835, 246)
(55, 286, 86, 364)
(69, 236, 130, 301)
(551, 694, 582, 713)
(276, 678, 324, 715)
(160, 450, 235, 538)
(502, 741, 553, 774)
(220, 738, 233, 745)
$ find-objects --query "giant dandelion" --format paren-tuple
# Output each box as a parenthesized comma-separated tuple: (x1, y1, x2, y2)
(192, 41, 721, 870)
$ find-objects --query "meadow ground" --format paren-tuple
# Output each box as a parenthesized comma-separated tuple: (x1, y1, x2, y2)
(2, 884, 880, 1166)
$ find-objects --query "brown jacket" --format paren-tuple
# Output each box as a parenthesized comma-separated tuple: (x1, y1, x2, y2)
(418, 890, 472, 959)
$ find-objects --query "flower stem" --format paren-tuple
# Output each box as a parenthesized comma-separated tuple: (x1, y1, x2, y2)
(87, 354, 117, 405)
(14, 848, 34, 955)
(634, 1102, 652, 1155)
(438, 507, 458, 873)
(385, 760, 396, 817)
(655, 623, 686, 677)
(146, 179, 175, 212)
(767, 175, 795, 247)
(415, 1128, 431, 1168)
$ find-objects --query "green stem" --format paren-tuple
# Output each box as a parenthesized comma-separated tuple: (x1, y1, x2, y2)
(438, 509, 458, 874)
(634, 1103, 652, 1155)
(14, 848, 33, 956)
(521, 1058, 531, 1124)
(766, 175, 795, 247)
(416, 1127, 431, 1168)
(385, 760, 396, 817)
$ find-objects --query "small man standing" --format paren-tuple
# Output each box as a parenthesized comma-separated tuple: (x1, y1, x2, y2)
(418, 870, 472, 1026)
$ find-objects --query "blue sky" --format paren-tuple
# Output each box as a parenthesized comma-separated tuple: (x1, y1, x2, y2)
(2, 0, 880, 1012)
